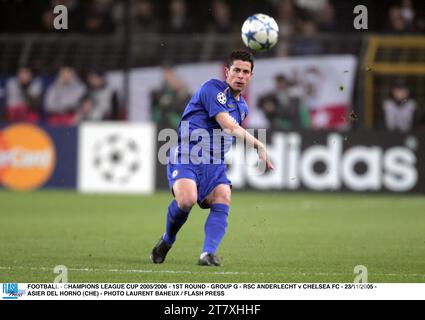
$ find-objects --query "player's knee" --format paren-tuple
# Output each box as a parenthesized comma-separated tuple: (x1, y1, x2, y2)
(176, 195, 197, 211)
(210, 185, 231, 206)
(212, 194, 231, 206)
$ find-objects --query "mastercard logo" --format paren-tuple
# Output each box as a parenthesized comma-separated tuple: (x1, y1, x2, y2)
(0, 124, 56, 191)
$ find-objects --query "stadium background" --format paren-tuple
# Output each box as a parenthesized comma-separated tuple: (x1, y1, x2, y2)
(1, 0, 425, 283)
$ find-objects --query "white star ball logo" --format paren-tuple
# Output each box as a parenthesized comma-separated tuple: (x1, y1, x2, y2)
(217, 92, 226, 105)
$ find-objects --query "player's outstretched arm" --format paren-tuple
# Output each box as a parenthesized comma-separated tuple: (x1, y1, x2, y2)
(215, 112, 274, 170)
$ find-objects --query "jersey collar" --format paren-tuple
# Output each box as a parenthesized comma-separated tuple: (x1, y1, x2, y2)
(224, 82, 241, 101)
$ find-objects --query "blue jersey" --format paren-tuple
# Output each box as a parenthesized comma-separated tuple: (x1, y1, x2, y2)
(172, 79, 249, 164)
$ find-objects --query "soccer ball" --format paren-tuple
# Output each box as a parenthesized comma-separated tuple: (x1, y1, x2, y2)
(241, 13, 279, 52)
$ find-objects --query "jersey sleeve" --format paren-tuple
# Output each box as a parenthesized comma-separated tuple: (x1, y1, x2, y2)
(199, 80, 229, 118)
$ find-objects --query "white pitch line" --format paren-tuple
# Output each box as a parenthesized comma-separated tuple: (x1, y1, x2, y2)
(1, 266, 425, 279)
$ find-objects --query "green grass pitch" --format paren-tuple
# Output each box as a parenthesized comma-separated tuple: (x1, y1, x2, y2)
(0, 190, 424, 283)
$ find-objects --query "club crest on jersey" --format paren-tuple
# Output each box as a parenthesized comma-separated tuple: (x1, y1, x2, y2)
(217, 92, 227, 105)
(227, 103, 235, 109)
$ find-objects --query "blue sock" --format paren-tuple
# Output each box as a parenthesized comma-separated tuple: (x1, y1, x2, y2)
(203, 204, 229, 254)
(163, 200, 190, 246)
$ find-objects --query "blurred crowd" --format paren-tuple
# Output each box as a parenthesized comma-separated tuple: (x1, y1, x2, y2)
(150, 66, 191, 130)
(258, 74, 311, 131)
(0, 0, 424, 35)
(0, 66, 120, 125)
(2, 64, 423, 133)
(149, 65, 425, 134)
(381, 79, 424, 133)
(0, 0, 424, 132)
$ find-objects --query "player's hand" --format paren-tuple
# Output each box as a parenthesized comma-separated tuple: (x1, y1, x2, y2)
(257, 145, 274, 171)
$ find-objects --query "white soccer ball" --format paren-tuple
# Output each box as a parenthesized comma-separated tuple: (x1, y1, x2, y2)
(241, 13, 279, 52)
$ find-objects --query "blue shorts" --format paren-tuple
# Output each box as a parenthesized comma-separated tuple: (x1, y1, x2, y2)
(167, 163, 231, 209)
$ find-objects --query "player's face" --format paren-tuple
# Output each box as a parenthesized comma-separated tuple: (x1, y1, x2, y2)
(225, 60, 253, 94)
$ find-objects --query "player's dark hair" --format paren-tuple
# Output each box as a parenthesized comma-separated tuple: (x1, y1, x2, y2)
(227, 50, 254, 72)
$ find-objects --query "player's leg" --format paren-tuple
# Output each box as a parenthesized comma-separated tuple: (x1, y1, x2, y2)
(199, 184, 231, 266)
(151, 177, 198, 264)
(164, 178, 198, 245)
